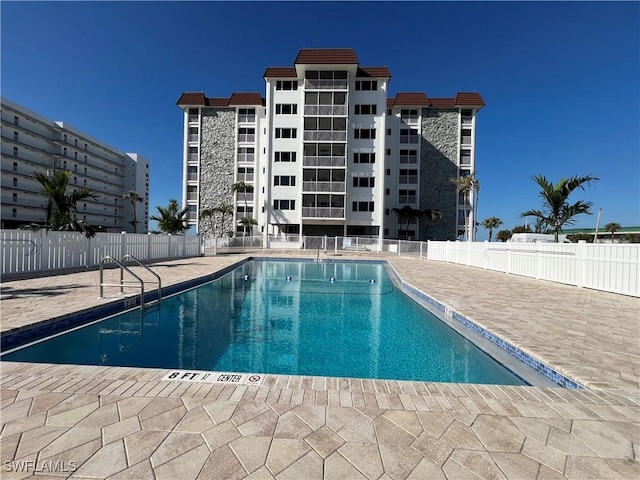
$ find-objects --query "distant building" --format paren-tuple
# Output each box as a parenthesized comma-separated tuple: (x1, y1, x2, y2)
(177, 48, 484, 241)
(1, 98, 150, 232)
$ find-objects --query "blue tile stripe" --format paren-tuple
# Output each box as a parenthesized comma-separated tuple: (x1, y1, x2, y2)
(399, 281, 585, 389)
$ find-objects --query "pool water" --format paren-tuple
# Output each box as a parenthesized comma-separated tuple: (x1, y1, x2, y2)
(2, 260, 526, 385)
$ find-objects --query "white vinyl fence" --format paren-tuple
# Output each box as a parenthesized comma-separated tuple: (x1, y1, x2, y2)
(427, 241, 640, 297)
(1, 230, 202, 276)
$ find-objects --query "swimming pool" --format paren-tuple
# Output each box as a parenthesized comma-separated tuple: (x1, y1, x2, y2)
(3, 260, 526, 385)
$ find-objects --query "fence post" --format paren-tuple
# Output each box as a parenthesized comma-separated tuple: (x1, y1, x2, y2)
(420, 241, 423, 259)
(39, 229, 46, 271)
(324, 235, 327, 252)
(147, 233, 152, 260)
(576, 241, 585, 288)
(167, 234, 171, 259)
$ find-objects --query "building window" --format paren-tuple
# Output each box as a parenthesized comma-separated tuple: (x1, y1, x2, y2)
(74, 139, 78, 147)
(354, 104, 377, 115)
(238, 108, 256, 122)
(387, 129, 391, 135)
(276, 80, 298, 90)
(355, 80, 378, 91)
(13, 116, 19, 125)
(399, 189, 417, 204)
(238, 147, 255, 162)
(353, 152, 375, 163)
(354, 129, 376, 139)
(460, 149, 471, 165)
(238, 127, 255, 142)
(84, 143, 88, 150)
(400, 109, 419, 123)
(274, 176, 296, 186)
(399, 169, 418, 184)
(13, 147, 18, 157)
(237, 206, 254, 216)
(386, 169, 390, 175)
(386, 149, 391, 156)
(400, 128, 419, 144)
(386, 188, 390, 195)
(273, 200, 296, 210)
(12, 193, 18, 202)
(13, 177, 18, 187)
(387, 109, 392, 116)
(385, 209, 389, 215)
(400, 149, 417, 164)
(461, 129, 472, 145)
(352, 201, 374, 212)
(74, 152, 78, 160)
(304, 143, 345, 158)
(275, 104, 298, 114)
(274, 151, 297, 162)
(353, 177, 375, 188)
(12, 208, 17, 218)
(275, 128, 297, 139)
(13, 131, 18, 141)
(304, 117, 346, 132)
(12, 162, 18, 172)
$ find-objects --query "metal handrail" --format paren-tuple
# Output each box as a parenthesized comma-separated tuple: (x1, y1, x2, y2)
(99, 255, 162, 309)
(120, 254, 162, 303)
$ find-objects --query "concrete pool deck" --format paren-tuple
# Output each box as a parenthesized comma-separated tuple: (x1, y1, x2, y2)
(1, 252, 638, 479)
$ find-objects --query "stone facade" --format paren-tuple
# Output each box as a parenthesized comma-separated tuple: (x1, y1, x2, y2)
(199, 109, 236, 237)
(419, 109, 459, 240)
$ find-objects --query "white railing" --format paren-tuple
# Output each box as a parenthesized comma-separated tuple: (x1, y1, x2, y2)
(427, 241, 640, 297)
(303, 156, 346, 167)
(1, 230, 202, 276)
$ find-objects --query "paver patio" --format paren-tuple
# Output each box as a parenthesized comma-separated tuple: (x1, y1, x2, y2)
(1, 252, 638, 479)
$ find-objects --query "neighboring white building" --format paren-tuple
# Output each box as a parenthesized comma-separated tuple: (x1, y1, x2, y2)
(1, 98, 150, 233)
(177, 48, 484, 241)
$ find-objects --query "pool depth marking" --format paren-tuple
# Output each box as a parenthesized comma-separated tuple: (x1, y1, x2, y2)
(162, 370, 264, 385)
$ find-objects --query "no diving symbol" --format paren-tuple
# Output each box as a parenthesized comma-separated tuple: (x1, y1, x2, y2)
(247, 375, 262, 384)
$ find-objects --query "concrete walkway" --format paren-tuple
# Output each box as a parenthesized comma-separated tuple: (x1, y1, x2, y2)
(1, 253, 638, 479)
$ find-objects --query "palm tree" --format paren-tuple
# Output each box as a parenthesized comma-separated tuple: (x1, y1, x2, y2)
(450, 173, 480, 241)
(496, 230, 511, 242)
(393, 206, 420, 239)
(150, 199, 189, 235)
(481, 217, 503, 242)
(200, 203, 233, 237)
(420, 209, 442, 240)
(232, 181, 251, 237)
(239, 216, 258, 237)
(604, 222, 621, 243)
(32, 169, 98, 237)
(520, 174, 599, 242)
(123, 190, 143, 233)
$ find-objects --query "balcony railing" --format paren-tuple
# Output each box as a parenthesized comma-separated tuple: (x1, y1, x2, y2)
(401, 115, 419, 124)
(238, 134, 256, 143)
(304, 105, 347, 116)
(1, 197, 46, 208)
(400, 135, 419, 144)
(302, 156, 346, 167)
(237, 154, 255, 163)
(238, 114, 256, 123)
(398, 195, 417, 204)
(188, 134, 199, 142)
(188, 154, 198, 162)
(399, 175, 418, 184)
(461, 116, 473, 125)
(187, 173, 198, 181)
(302, 207, 345, 218)
(302, 181, 345, 193)
(188, 115, 199, 122)
(236, 193, 254, 202)
(460, 156, 471, 166)
(303, 131, 347, 141)
(304, 79, 348, 90)
(186, 193, 198, 201)
(461, 136, 472, 145)
(399, 156, 418, 164)
(236, 174, 255, 183)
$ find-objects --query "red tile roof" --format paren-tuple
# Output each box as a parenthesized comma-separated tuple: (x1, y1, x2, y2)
(391, 93, 430, 106)
(294, 48, 359, 64)
(387, 92, 486, 109)
(357, 67, 392, 78)
(229, 93, 264, 106)
(177, 92, 265, 107)
(263, 67, 298, 78)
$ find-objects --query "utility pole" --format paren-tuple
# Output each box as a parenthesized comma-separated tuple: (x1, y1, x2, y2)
(593, 207, 603, 243)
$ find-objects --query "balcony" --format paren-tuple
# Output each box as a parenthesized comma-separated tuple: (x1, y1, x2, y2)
(304, 79, 348, 90)
(236, 193, 254, 202)
(399, 155, 417, 164)
(302, 207, 345, 218)
(461, 135, 472, 145)
(188, 115, 199, 122)
(302, 156, 346, 167)
(302, 181, 345, 193)
(461, 116, 473, 126)
(401, 115, 419, 124)
(399, 175, 418, 184)
(186, 193, 198, 201)
(237, 154, 255, 163)
(304, 105, 347, 116)
(188, 154, 198, 162)
(238, 134, 256, 143)
(398, 195, 417, 204)
(303, 131, 347, 142)
(187, 173, 198, 182)
(236, 174, 255, 183)
(188, 134, 199, 142)
(1, 196, 46, 208)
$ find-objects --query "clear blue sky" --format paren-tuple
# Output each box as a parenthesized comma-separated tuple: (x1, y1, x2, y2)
(2, 1, 639, 238)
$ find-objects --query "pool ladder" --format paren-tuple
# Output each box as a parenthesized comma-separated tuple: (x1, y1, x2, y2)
(99, 255, 162, 309)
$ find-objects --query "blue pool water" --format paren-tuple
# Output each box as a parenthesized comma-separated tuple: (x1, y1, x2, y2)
(3, 260, 526, 385)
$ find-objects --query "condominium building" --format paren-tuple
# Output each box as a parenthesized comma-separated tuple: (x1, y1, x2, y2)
(1, 98, 150, 232)
(177, 48, 484, 242)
